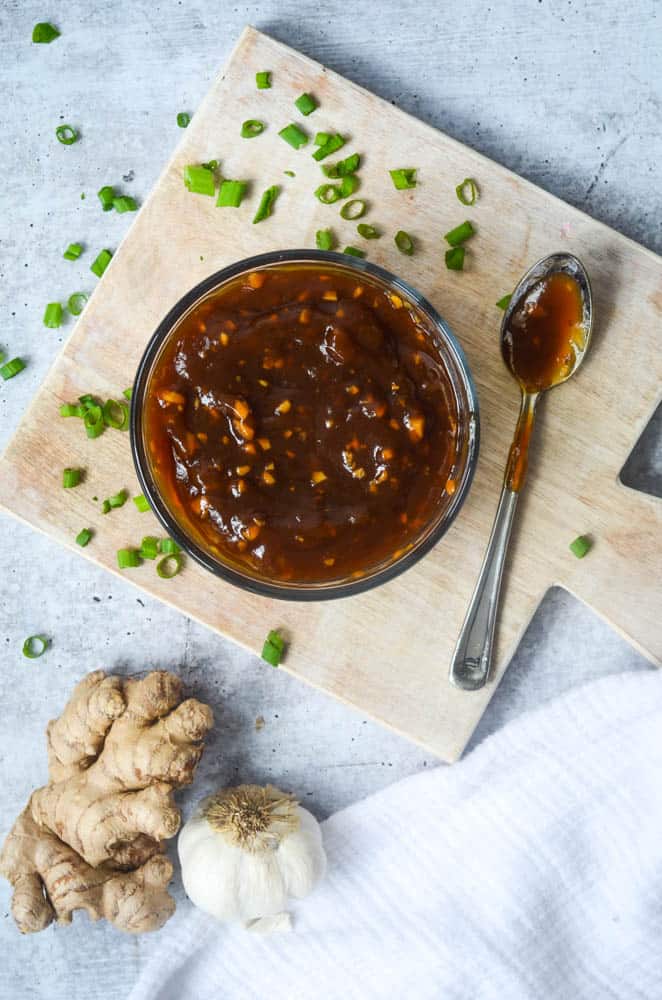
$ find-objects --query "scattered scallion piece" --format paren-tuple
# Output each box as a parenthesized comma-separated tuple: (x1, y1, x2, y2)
(117, 548, 141, 569)
(177, 112, 191, 128)
(63, 242, 83, 261)
(316, 228, 335, 251)
(90, 249, 113, 277)
(394, 230, 414, 255)
(32, 22, 59, 43)
(343, 246, 366, 258)
(157, 553, 183, 579)
(278, 123, 308, 149)
(78, 394, 96, 409)
(22, 635, 50, 659)
(133, 494, 150, 512)
(456, 177, 479, 206)
(284, 170, 295, 177)
(445, 246, 466, 271)
(113, 195, 138, 213)
(202, 159, 219, 172)
(139, 536, 159, 559)
(62, 467, 82, 489)
(43, 302, 63, 328)
(340, 199, 367, 220)
(312, 134, 346, 161)
(569, 535, 592, 559)
(445, 220, 475, 246)
(315, 183, 341, 205)
(314, 132, 331, 146)
(253, 186, 280, 224)
(294, 92, 317, 116)
(75, 528, 92, 547)
(389, 168, 417, 190)
(68, 292, 88, 316)
(339, 175, 359, 198)
(256, 71, 271, 89)
(183, 165, 215, 196)
(496, 294, 512, 310)
(217, 180, 247, 208)
(322, 152, 360, 178)
(98, 186, 115, 211)
(261, 629, 285, 667)
(55, 124, 78, 145)
(241, 119, 265, 138)
(84, 405, 105, 439)
(59, 403, 83, 417)
(0, 358, 26, 380)
(160, 538, 181, 555)
(357, 223, 380, 239)
(123, 387, 133, 400)
(102, 398, 129, 430)
(102, 490, 128, 514)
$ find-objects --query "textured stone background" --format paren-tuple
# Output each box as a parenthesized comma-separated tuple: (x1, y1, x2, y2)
(0, 1, 660, 997)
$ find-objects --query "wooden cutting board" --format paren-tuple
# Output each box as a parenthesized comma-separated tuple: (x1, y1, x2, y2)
(1, 27, 660, 761)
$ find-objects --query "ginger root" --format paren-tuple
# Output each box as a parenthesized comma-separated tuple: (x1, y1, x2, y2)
(0, 670, 213, 934)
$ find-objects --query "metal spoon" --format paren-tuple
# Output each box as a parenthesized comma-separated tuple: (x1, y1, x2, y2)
(449, 252, 593, 691)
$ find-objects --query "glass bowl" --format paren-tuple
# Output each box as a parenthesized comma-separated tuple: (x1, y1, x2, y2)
(130, 250, 480, 600)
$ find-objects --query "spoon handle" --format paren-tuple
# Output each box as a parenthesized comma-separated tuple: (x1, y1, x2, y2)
(449, 485, 519, 690)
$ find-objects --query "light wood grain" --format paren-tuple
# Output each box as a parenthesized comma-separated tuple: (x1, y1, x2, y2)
(1, 27, 660, 762)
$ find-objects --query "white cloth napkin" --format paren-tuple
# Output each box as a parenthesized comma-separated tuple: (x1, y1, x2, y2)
(129, 670, 662, 1000)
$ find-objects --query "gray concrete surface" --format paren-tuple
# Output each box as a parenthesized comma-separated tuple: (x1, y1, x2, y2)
(0, 1, 660, 997)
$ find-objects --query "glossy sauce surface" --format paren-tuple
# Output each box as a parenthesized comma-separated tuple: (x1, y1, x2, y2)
(144, 264, 462, 584)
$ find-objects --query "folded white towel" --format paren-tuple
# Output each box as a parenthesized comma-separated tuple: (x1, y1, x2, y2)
(129, 670, 662, 1000)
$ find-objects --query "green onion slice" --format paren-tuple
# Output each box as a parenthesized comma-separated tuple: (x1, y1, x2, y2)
(32, 22, 59, 43)
(339, 175, 359, 198)
(113, 195, 138, 213)
(241, 119, 265, 138)
(389, 168, 417, 190)
(177, 112, 191, 128)
(139, 536, 159, 559)
(445, 246, 466, 271)
(55, 125, 79, 145)
(284, 170, 296, 177)
(316, 228, 335, 251)
(496, 294, 512, 310)
(253, 186, 280, 224)
(159, 538, 181, 555)
(322, 153, 360, 178)
(261, 628, 285, 666)
(117, 548, 141, 569)
(102, 490, 128, 514)
(278, 123, 308, 149)
(217, 180, 247, 208)
(394, 230, 414, 255)
(202, 159, 219, 172)
(75, 528, 92, 547)
(102, 398, 129, 430)
(84, 405, 105, 438)
(68, 292, 88, 316)
(357, 223, 380, 239)
(314, 132, 331, 146)
(315, 183, 341, 205)
(123, 387, 133, 400)
(445, 220, 475, 246)
(90, 249, 113, 277)
(183, 165, 215, 196)
(256, 71, 271, 89)
(0, 358, 26, 380)
(569, 535, 592, 559)
(313, 134, 346, 161)
(156, 553, 183, 578)
(43, 302, 63, 328)
(22, 635, 50, 659)
(340, 199, 367, 220)
(456, 177, 479, 206)
(63, 242, 83, 260)
(343, 246, 366, 258)
(294, 92, 317, 116)
(98, 186, 115, 211)
(63, 467, 82, 489)
(78, 394, 97, 410)
(60, 403, 83, 417)
(133, 494, 150, 512)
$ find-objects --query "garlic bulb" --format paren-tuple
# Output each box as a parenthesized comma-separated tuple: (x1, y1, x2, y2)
(178, 784, 326, 927)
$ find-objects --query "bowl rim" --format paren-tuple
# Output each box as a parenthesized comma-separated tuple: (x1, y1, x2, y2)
(130, 249, 480, 601)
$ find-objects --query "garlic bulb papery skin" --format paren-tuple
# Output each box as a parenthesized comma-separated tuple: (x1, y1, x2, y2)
(178, 784, 327, 926)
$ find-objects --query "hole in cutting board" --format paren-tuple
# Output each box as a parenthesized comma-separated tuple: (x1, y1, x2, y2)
(618, 401, 662, 500)
(466, 586, 656, 754)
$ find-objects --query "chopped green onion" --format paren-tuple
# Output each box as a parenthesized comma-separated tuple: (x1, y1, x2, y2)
(102, 398, 129, 430)
(445, 246, 466, 271)
(78, 394, 97, 410)
(314, 132, 331, 146)
(343, 246, 366, 258)
(315, 183, 341, 204)
(113, 195, 138, 213)
(322, 153, 360, 178)
(159, 538, 181, 555)
(117, 548, 141, 569)
(217, 180, 247, 208)
(261, 628, 285, 666)
(123, 387, 133, 400)
(445, 220, 475, 246)
(139, 536, 159, 559)
(98, 186, 115, 211)
(22, 635, 50, 659)
(202, 159, 219, 172)
(316, 228, 335, 251)
(55, 124, 78, 145)
(241, 119, 265, 138)
(395, 230, 414, 255)
(456, 177, 479, 206)
(294, 92, 317, 116)
(389, 168, 417, 190)
(0, 358, 26, 380)
(68, 292, 88, 316)
(184, 165, 215, 196)
(84, 405, 105, 438)
(43, 302, 63, 328)
(496, 294, 512, 310)
(63, 467, 82, 489)
(177, 112, 191, 128)
(156, 553, 183, 578)
(32, 22, 59, 43)
(278, 123, 308, 149)
(63, 242, 83, 261)
(133, 494, 150, 512)
(256, 71, 271, 89)
(90, 249, 113, 277)
(357, 223, 380, 239)
(253, 186, 280, 224)
(340, 199, 366, 220)
(312, 134, 346, 161)
(59, 403, 83, 417)
(339, 175, 360, 198)
(284, 170, 295, 177)
(569, 535, 592, 559)
(75, 528, 92, 547)
(102, 490, 128, 514)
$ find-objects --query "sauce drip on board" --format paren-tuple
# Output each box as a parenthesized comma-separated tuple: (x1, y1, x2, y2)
(502, 271, 585, 491)
(144, 264, 464, 585)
